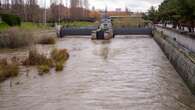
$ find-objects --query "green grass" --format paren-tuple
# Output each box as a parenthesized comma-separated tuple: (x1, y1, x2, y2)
(61, 21, 96, 27)
(0, 22, 10, 31)
(1, 22, 51, 31)
(1, 21, 95, 31)
(20, 22, 51, 30)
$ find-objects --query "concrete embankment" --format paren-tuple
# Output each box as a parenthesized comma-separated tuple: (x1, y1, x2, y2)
(153, 29, 195, 94)
(156, 26, 195, 53)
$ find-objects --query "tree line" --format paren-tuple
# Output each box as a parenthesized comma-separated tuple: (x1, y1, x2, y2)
(145, 0, 195, 32)
(0, 0, 40, 22)
(0, 0, 90, 23)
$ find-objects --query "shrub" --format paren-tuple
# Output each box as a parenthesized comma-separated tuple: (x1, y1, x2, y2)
(0, 59, 19, 82)
(38, 36, 56, 45)
(51, 49, 69, 72)
(0, 22, 10, 31)
(0, 27, 34, 48)
(0, 58, 7, 65)
(0, 14, 21, 26)
(23, 49, 54, 75)
(55, 62, 64, 71)
(3, 64, 19, 77)
(51, 49, 69, 63)
(23, 49, 53, 67)
(38, 65, 50, 75)
(24, 48, 69, 74)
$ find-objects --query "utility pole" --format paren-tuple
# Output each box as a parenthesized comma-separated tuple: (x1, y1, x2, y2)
(23, 1, 27, 21)
(0, 0, 2, 9)
(65, 0, 68, 19)
(58, 0, 62, 24)
(44, 0, 47, 25)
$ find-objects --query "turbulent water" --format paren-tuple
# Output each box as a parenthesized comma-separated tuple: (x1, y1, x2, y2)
(0, 35, 195, 110)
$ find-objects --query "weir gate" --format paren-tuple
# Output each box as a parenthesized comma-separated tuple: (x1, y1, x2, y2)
(59, 27, 153, 37)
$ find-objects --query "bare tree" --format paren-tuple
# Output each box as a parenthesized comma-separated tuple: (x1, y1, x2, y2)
(50, 0, 58, 22)
(26, 0, 40, 22)
(83, 0, 89, 17)
(0, 0, 92, 23)
(11, 0, 25, 19)
(70, 0, 81, 19)
(0, 0, 10, 9)
(50, 0, 68, 22)
(0, 0, 2, 9)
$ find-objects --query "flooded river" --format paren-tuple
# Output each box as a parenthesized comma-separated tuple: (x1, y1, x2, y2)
(0, 36, 195, 110)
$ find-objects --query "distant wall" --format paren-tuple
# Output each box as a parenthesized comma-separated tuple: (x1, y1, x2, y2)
(153, 30, 195, 94)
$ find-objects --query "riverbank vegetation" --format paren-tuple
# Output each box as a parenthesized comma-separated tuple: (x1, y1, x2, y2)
(0, 48, 69, 81)
(0, 27, 34, 48)
(38, 65, 50, 75)
(0, 22, 10, 31)
(145, 0, 195, 32)
(51, 49, 69, 64)
(0, 22, 51, 32)
(0, 59, 19, 82)
(0, 21, 95, 31)
(0, 24, 56, 48)
(55, 63, 64, 71)
(51, 49, 69, 71)
(38, 36, 56, 45)
(23, 48, 69, 75)
(23, 49, 53, 66)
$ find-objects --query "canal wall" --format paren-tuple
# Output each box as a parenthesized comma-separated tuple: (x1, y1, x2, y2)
(153, 29, 195, 94)
(156, 26, 195, 53)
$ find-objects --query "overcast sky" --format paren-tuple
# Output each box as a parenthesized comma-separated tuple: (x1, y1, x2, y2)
(39, 0, 164, 12)
(88, 0, 163, 12)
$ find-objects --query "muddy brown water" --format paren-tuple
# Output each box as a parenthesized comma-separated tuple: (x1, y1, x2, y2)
(0, 35, 195, 110)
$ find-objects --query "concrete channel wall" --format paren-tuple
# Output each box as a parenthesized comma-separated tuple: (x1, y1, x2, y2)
(156, 26, 195, 53)
(153, 30, 195, 94)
